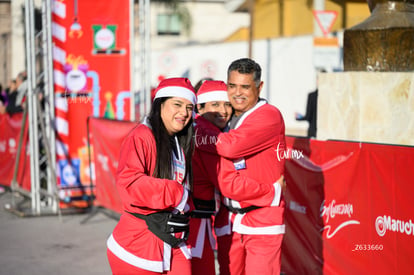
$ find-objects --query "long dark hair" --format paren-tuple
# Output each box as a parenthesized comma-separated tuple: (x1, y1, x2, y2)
(148, 97, 194, 188)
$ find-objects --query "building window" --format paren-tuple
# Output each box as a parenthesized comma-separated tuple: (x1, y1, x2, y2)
(157, 14, 181, 35)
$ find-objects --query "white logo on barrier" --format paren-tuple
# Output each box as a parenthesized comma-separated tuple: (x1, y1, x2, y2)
(321, 200, 360, 239)
(98, 154, 109, 171)
(8, 138, 16, 148)
(376, 215, 414, 237)
(289, 201, 307, 214)
(8, 138, 17, 154)
(0, 141, 6, 153)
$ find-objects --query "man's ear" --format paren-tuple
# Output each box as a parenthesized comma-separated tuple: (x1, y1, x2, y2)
(257, 81, 264, 94)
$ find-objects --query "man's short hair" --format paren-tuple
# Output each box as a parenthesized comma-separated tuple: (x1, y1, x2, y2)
(227, 58, 262, 87)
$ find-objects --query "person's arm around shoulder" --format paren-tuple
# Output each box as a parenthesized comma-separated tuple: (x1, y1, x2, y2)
(194, 116, 222, 154)
(217, 105, 285, 159)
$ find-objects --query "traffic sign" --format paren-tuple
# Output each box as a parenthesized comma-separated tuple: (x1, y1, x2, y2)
(313, 37, 341, 68)
(313, 10, 338, 36)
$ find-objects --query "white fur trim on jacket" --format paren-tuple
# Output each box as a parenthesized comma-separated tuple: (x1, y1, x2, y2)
(271, 181, 282, 206)
(107, 234, 165, 272)
(232, 214, 285, 235)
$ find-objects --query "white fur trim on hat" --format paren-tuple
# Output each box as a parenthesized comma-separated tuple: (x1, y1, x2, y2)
(197, 91, 229, 104)
(154, 86, 196, 105)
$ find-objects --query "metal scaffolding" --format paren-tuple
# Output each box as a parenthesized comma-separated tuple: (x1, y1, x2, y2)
(138, 0, 151, 121)
(8, 0, 145, 216)
(9, 0, 59, 216)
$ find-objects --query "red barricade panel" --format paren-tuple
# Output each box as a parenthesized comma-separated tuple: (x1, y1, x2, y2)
(0, 113, 30, 190)
(88, 117, 135, 213)
(282, 137, 414, 274)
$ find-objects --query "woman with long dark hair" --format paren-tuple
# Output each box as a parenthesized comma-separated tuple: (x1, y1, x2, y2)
(107, 78, 196, 275)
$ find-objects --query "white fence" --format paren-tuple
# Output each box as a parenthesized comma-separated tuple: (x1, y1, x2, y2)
(138, 34, 343, 134)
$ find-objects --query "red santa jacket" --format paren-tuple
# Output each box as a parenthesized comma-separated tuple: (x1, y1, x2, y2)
(197, 99, 286, 235)
(107, 122, 191, 272)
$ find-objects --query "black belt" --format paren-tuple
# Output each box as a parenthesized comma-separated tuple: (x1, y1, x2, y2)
(126, 210, 189, 247)
(224, 204, 262, 214)
(191, 198, 215, 218)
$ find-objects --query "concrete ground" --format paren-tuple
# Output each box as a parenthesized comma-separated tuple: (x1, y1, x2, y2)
(0, 189, 118, 275)
(0, 188, 221, 275)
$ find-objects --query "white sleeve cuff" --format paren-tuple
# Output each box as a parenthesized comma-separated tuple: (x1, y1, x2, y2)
(270, 181, 282, 206)
(175, 188, 189, 212)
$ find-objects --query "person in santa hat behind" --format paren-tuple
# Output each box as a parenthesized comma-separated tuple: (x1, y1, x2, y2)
(189, 80, 233, 275)
(107, 77, 196, 275)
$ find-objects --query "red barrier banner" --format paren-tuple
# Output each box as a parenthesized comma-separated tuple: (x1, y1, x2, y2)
(85, 120, 414, 272)
(0, 113, 30, 190)
(282, 137, 414, 274)
(88, 117, 135, 213)
(51, 0, 132, 203)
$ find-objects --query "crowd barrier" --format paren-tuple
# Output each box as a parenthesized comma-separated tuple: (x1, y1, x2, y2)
(0, 113, 30, 190)
(2, 115, 413, 273)
(282, 137, 414, 274)
(87, 117, 136, 213)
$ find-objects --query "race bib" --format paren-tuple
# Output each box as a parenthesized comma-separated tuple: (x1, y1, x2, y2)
(233, 157, 246, 170)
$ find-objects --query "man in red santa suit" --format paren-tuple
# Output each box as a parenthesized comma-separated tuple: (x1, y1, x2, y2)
(107, 78, 196, 275)
(196, 58, 286, 275)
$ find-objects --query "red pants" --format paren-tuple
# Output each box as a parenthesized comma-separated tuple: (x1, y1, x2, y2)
(228, 233, 283, 275)
(191, 233, 216, 275)
(216, 234, 232, 275)
(107, 248, 191, 275)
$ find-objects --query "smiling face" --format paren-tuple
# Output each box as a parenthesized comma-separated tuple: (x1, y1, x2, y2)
(227, 70, 263, 116)
(161, 97, 194, 135)
(198, 101, 233, 130)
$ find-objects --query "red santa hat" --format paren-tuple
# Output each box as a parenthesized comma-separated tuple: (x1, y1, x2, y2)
(153, 77, 196, 105)
(197, 80, 229, 104)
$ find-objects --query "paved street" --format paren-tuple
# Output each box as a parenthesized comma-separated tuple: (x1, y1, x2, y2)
(0, 189, 118, 275)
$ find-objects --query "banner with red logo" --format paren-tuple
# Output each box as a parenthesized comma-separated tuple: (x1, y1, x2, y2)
(0, 113, 30, 190)
(51, 0, 132, 204)
(88, 117, 135, 213)
(282, 137, 414, 274)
